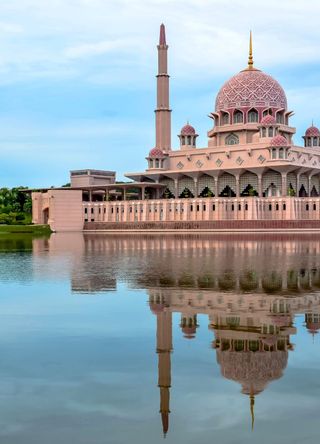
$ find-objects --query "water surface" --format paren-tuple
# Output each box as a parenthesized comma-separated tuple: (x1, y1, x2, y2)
(0, 233, 319, 444)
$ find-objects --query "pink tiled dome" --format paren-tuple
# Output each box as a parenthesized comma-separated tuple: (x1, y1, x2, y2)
(215, 68, 287, 112)
(261, 114, 276, 125)
(270, 135, 289, 147)
(305, 126, 320, 137)
(148, 147, 165, 158)
(180, 123, 196, 135)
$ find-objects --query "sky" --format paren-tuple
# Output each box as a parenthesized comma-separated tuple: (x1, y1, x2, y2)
(1, 0, 320, 187)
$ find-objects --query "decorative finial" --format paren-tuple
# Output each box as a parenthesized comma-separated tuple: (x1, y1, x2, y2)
(248, 30, 254, 69)
(250, 394, 255, 431)
(159, 23, 166, 46)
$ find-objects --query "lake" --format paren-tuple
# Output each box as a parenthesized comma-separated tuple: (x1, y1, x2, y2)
(0, 232, 319, 444)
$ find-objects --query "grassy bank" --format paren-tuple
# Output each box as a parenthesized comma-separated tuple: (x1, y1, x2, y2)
(0, 224, 52, 235)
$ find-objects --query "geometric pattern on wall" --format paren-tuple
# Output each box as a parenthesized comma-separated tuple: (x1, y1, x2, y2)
(287, 172, 297, 194)
(311, 175, 320, 195)
(159, 178, 175, 196)
(198, 175, 215, 196)
(262, 170, 282, 194)
(218, 173, 236, 195)
(299, 174, 309, 194)
(239, 172, 258, 193)
(178, 177, 195, 196)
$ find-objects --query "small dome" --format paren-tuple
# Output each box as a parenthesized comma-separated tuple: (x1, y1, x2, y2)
(261, 115, 276, 125)
(149, 302, 165, 314)
(180, 123, 196, 135)
(270, 135, 289, 147)
(181, 326, 197, 339)
(305, 126, 320, 137)
(149, 147, 165, 158)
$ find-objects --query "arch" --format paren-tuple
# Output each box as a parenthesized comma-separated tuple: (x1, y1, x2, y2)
(221, 111, 230, 125)
(276, 111, 284, 124)
(233, 109, 243, 124)
(262, 108, 272, 117)
(179, 188, 194, 198)
(287, 172, 297, 196)
(240, 172, 258, 196)
(279, 147, 284, 159)
(299, 174, 308, 197)
(178, 176, 195, 196)
(248, 108, 259, 123)
(225, 133, 239, 145)
(162, 187, 175, 199)
(159, 178, 175, 197)
(198, 175, 215, 196)
(218, 173, 236, 197)
(268, 126, 274, 137)
(311, 175, 320, 196)
(262, 170, 282, 197)
(43, 207, 49, 224)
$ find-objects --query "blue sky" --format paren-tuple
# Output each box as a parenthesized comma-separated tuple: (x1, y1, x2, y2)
(1, 0, 320, 187)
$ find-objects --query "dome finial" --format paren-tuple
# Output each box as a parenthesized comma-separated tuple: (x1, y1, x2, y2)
(248, 30, 254, 69)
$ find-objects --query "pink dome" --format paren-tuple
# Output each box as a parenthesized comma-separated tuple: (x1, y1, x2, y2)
(305, 126, 320, 137)
(180, 124, 196, 135)
(270, 135, 289, 147)
(149, 147, 165, 158)
(215, 68, 287, 112)
(261, 114, 276, 125)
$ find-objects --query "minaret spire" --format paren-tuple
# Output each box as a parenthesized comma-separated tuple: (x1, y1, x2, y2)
(250, 394, 255, 431)
(155, 24, 171, 151)
(248, 30, 254, 69)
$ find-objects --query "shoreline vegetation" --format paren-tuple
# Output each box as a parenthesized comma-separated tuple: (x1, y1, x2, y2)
(0, 225, 52, 235)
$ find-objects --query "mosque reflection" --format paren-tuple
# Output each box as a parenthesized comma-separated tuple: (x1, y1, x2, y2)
(41, 233, 320, 436)
(150, 288, 320, 435)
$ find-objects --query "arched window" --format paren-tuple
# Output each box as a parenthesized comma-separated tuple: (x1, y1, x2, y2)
(263, 109, 272, 117)
(187, 136, 191, 145)
(233, 110, 243, 124)
(248, 109, 259, 123)
(268, 127, 274, 137)
(181, 136, 185, 145)
(225, 133, 239, 145)
(313, 137, 318, 146)
(276, 112, 284, 124)
(262, 128, 266, 137)
(221, 112, 229, 125)
(279, 148, 284, 159)
(155, 159, 159, 168)
(272, 148, 277, 159)
(307, 138, 312, 147)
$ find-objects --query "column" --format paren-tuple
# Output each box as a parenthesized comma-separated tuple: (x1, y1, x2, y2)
(235, 175, 240, 198)
(193, 178, 199, 198)
(174, 179, 178, 198)
(281, 172, 287, 197)
(258, 175, 262, 197)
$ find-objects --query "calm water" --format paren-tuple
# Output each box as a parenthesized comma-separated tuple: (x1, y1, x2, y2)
(0, 233, 320, 444)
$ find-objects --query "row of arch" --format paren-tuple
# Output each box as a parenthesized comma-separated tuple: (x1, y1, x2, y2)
(159, 171, 320, 198)
(218, 108, 287, 126)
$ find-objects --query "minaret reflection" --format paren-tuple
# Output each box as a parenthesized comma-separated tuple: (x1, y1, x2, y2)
(149, 288, 320, 436)
(150, 292, 173, 437)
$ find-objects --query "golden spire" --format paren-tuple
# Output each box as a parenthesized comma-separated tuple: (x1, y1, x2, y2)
(248, 30, 254, 69)
(250, 394, 255, 431)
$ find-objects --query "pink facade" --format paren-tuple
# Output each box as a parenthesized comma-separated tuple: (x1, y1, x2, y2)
(32, 26, 320, 231)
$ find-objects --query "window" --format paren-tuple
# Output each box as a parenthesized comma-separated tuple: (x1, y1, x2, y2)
(212, 204, 215, 211)
(203, 204, 206, 211)
(268, 127, 274, 137)
(91, 208, 94, 214)
(313, 137, 318, 146)
(269, 204, 272, 211)
(313, 204, 316, 211)
(245, 204, 248, 211)
(272, 148, 277, 159)
(197, 205, 200, 211)
(225, 133, 239, 145)
(262, 128, 266, 137)
(222, 113, 229, 125)
(233, 110, 243, 124)
(283, 204, 286, 211)
(306, 204, 309, 211)
(248, 109, 258, 123)
(279, 148, 284, 159)
(155, 159, 159, 168)
(190, 205, 193, 212)
(238, 204, 241, 211)
(307, 138, 312, 147)
(187, 136, 191, 145)
(276, 203, 279, 211)
(84, 208, 88, 214)
(276, 113, 284, 124)
(181, 136, 185, 145)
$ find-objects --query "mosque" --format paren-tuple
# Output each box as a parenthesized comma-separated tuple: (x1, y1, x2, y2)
(31, 25, 320, 231)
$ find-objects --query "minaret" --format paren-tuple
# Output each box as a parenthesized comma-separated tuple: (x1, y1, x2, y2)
(156, 309, 173, 437)
(155, 23, 171, 152)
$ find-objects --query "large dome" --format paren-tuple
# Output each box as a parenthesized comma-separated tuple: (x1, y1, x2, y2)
(215, 68, 287, 112)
